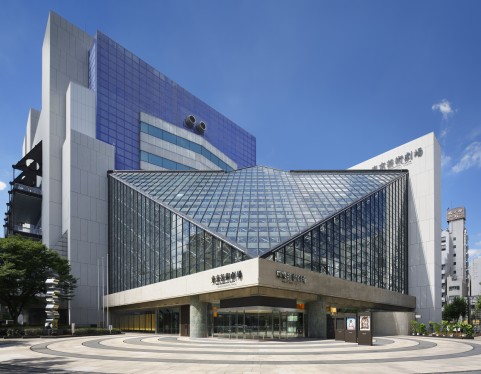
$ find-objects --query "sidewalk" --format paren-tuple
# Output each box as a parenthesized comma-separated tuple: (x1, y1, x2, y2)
(1, 334, 481, 373)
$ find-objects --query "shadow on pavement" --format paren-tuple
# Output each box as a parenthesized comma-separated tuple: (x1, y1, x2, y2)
(0, 340, 32, 348)
(0, 356, 92, 373)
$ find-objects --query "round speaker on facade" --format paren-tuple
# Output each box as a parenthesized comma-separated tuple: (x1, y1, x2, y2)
(184, 115, 196, 128)
(196, 121, 206, 134)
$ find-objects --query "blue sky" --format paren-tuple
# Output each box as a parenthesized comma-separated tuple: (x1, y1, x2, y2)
(1, 0, 480, 258)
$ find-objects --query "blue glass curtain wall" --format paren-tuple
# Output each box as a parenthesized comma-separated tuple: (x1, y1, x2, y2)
(89, 33, 256, 170)
(108, 176, 248, 294)
(263, 175, 408, 294)
(140, 122, 234, 171)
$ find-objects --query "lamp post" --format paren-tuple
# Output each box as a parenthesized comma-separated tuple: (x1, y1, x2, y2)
(468, 276, 472, 325)
(45, 278, 60, 334)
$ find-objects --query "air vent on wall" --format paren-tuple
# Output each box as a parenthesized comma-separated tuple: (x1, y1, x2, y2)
(184, 115, 196, 128)
(196, 121, 206, 134)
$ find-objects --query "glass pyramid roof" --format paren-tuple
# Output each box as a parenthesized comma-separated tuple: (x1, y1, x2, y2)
(112, 166, 406, 258)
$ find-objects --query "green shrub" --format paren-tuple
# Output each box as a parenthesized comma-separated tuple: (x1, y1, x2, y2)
(417, 323, 426, 335)
(6, 328, 24, 337)
(409, 320, 418, 334)
(24, 328, 44, 336)
(459, 322, 473, 338)
(71, 327, 121, 336)
(441, 320, 449, 334)
(433, 322, 441, 334)
(428, 321, 435, 334)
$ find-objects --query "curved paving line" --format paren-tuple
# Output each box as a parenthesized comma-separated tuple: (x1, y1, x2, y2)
(122, 336, 380, 350)
(86, 337, 389, 355)
(126, 337, 394, 350)
(153, 336, 393, 347)
(28, 337, 468, 365)
(86, 336, 429, 356)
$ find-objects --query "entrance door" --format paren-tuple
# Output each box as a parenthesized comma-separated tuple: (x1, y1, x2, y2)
(158, 308, 180, 334)
(272, 311, 281, 339)
(258, 312, 272, 339)
(213, 310, 304, 339)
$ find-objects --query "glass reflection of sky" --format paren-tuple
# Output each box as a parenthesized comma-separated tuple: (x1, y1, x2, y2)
(114, 166, 406, 256)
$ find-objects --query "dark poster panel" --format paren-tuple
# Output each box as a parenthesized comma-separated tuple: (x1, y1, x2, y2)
(358, 312, 372, 346)
(334, 314, 345, 341)
(344, 314, 357, 343)
(326, 315, 335, 339)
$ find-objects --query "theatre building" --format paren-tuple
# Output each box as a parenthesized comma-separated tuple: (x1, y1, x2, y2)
(107, 130, 441, 338)
(106, 166, 416, 338)
(4, 11, 441, 336)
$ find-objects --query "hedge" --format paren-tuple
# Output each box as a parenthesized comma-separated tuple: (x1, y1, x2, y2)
(1, 326, 122, 337)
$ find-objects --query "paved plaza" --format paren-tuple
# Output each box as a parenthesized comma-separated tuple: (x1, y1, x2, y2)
(1, 333, 481, 373)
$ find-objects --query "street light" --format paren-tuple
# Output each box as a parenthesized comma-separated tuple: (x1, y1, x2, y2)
(468, 276, 472, 325)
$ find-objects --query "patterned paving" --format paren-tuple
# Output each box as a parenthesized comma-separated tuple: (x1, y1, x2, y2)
(1, 334, 481, 373)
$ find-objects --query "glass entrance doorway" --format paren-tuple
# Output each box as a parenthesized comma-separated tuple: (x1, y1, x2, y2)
(158, 307, 180, 334)
(212, 309, 304, 339)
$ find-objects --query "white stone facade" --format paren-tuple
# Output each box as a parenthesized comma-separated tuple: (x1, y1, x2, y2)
(470, 257, 481, 297)
(19, 12, 242, 326)
(351, 133, 442, 324)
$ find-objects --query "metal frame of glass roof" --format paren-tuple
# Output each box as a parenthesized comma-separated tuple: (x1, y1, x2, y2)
(109, 166, 408, 258)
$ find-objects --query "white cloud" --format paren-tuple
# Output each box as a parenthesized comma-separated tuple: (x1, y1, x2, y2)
(0, 181, 7, 191)
(441, 153, 452, 168)
(469, 248, 481, 261)
(440, 127, 449, 139)
(452, 141, 481, 173)
(432, 99, 454, 120)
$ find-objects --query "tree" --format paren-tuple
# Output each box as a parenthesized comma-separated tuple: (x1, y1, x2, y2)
(475, 296, 481, 314)
(0, 236, 76, 323)
(442, 296, 467, 322)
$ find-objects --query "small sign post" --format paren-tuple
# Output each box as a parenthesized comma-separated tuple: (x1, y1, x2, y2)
(358, 312, 372, 346)
(344, 314, 357, 343)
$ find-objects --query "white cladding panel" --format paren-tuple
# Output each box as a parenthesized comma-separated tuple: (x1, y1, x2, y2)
(350, 133, 441, 323)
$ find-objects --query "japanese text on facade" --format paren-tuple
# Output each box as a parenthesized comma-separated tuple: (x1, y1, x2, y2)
(276, 270, 306, 284)
(212, 270, 243, 285)
(372, 147, 423, 170)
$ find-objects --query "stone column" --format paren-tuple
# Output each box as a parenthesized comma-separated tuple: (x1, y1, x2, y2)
(307, 298, 327, 338)
(190, 296, 207, 338)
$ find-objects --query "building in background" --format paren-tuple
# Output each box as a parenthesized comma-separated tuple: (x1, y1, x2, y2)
(441, 207, 469, 306)
(470, 256, 481, 297)
(3, 11, 441, 335)
(3, 11, 256, 326)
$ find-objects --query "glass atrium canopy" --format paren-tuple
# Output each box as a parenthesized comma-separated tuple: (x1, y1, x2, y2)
(110, 166, 407, 258)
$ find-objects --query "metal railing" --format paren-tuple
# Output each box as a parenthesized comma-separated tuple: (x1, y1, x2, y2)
(13, 225, 42, 236)
(13, 183, 42, 195)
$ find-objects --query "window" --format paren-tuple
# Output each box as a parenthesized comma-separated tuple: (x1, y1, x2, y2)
(453, 237, 456, 241)
(453, 245, 457, 248)
(140, 122, 234, 171)
(453, 253, 456, 257)
(453, 262, 456, 265)
(449, 286, 460, 291)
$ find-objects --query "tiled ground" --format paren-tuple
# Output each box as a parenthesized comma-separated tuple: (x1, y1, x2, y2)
(1, 334, 481, 373)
